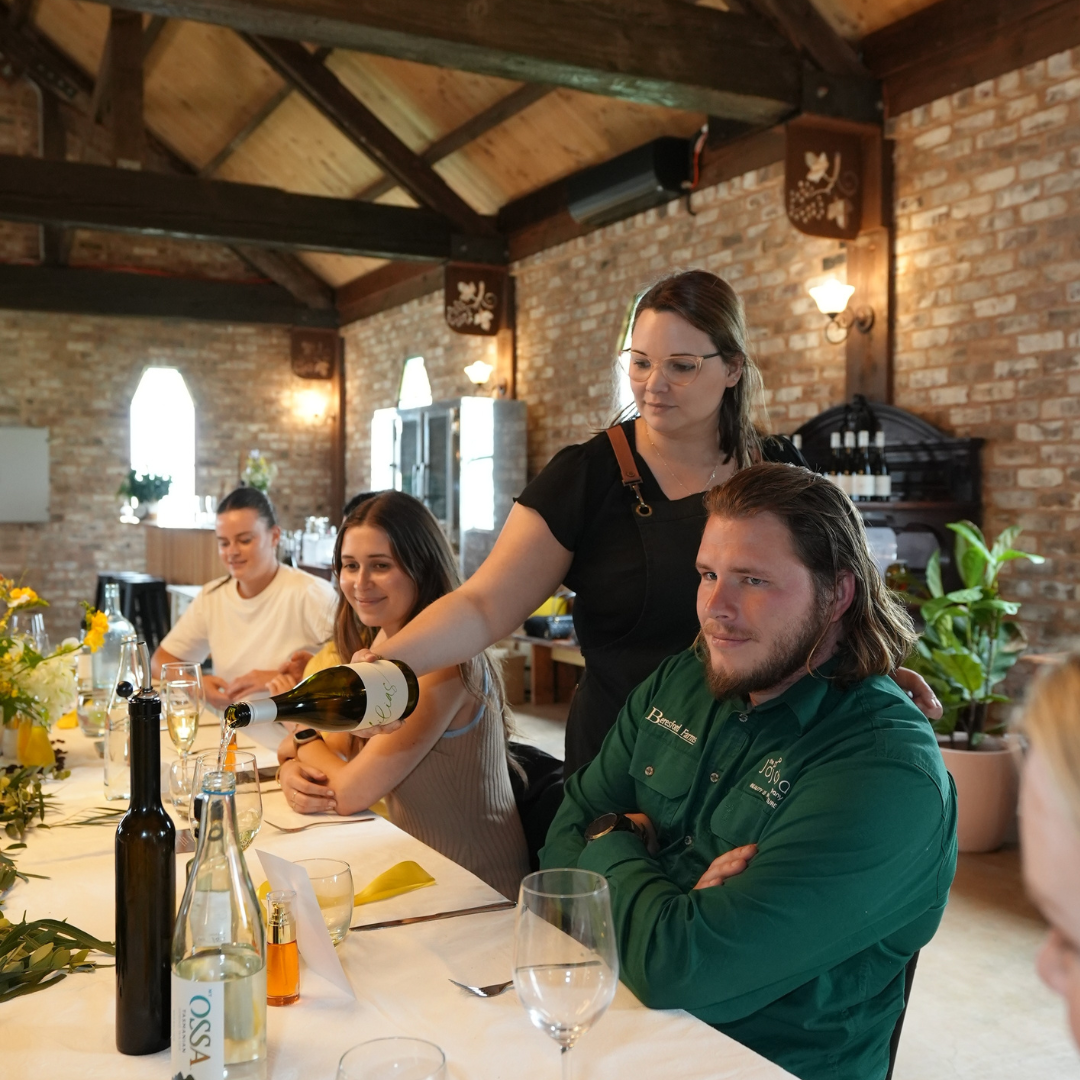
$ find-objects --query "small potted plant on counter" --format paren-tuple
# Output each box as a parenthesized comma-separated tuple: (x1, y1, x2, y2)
(902, 521, 1043, 852)
(117, 469, 172, 522)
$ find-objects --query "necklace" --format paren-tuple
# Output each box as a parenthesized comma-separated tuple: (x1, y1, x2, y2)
(645, 426, 719, 497)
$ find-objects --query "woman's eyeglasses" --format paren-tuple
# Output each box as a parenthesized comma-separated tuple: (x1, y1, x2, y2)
(619, 349, 722, 387)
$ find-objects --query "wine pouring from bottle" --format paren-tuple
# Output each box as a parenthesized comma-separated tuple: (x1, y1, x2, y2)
(224, 659, 419, 734)
(115, 638, 176, 1056)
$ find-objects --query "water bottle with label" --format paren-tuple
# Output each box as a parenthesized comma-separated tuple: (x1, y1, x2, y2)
(172, 768, 267, 1080)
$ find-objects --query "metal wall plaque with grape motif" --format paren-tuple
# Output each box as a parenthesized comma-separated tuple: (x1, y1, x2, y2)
(785, 122, 862, 240)
(444, 263, 506, 336)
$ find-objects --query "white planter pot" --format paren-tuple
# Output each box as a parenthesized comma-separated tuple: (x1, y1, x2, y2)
(939, 737, 1022, 853)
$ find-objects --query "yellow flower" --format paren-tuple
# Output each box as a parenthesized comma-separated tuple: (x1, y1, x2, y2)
(84, 610, 109, 653)
(8, 587, 39, 609)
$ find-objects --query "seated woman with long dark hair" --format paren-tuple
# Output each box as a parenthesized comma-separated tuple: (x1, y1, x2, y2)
(274, 491, 529, 900)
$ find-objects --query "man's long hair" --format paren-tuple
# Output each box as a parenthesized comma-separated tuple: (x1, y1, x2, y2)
(704, 463, 917, 685)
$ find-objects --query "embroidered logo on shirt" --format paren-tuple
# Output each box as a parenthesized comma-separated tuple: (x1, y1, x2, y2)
(748, 756, 791, 809)
(644, 706, 698, 745)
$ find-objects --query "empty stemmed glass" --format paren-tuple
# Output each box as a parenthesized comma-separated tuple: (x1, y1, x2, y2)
(190, 749, 262, 849)
(513, 869, 619, 1080)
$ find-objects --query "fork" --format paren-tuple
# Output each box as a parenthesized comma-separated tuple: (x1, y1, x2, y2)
(449, 978, 514, 998)
(262, 816, 373, 833)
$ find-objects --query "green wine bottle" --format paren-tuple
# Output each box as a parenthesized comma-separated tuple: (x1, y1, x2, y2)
(224, 659, 419, 733)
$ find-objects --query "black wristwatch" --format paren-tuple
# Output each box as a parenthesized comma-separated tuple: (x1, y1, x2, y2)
(585, 812, 646, 843)
(292, 728, 321, 745)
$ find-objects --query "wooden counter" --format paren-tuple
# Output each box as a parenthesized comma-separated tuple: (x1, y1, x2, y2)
(143, 525, 221, 585)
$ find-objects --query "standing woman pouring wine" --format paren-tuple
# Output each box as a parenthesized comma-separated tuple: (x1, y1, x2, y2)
(359, 271, 939, 775)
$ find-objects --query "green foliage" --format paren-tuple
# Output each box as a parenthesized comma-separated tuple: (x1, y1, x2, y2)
(0, 916, 114, 1002)
(241, 449, 276, 493)
(900, 520, 1043, 747)
(0, 765, 68, 842)
(117, 469, 172, 504)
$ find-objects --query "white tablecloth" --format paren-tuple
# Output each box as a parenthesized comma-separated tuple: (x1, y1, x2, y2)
(0, 725, 792, 1080)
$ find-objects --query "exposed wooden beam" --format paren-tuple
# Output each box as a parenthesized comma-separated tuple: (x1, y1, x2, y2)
(742, 0, 868, 78)
(356, 82, 553, 203)
(336, 261, 443, 325)
(0, 262, 339, 326)
(38, 87, 71, 266)
(92, 0, 801, 122)
(0, 153, 505, 263)
(862, 0, 1080, 116)
(7, 0, 37, 30)
(242, 34, 497, 236)
(108, 9, 146, 168)
(0, 14, 91, 108)
(233, 245, 333, 309)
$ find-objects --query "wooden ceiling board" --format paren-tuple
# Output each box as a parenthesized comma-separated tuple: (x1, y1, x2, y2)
(33, 0, 108, 76)
(812, 0, 941, 40)
(434, 88, 705, 212)
(297, 251, 387, 289)
(214, 89, 383, 198)
(142, 22, 285, 170)
(327, 49, 523, 155)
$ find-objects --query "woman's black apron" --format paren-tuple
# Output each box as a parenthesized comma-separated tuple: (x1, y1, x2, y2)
(562, 426, 707, 777)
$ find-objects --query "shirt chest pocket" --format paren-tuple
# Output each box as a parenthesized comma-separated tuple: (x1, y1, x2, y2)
(710, 788, 774, 849)
(628, 732, 694, 820)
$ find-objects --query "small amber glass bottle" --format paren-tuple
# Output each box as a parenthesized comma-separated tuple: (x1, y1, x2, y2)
(266, 889, 300, 1006)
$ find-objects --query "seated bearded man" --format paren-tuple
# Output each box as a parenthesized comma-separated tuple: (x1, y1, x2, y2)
(541, 463, 958, 1080)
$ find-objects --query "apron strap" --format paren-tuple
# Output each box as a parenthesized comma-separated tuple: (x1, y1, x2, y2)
(605, 425, 653, 518)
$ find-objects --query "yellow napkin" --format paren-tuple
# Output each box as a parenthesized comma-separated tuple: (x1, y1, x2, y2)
(57, 709, 79, 730)
(354, 861, 435, 906)
(257, 860, 435, 912)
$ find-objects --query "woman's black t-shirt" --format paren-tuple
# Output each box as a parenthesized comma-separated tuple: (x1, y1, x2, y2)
(517, 422, 802, 649)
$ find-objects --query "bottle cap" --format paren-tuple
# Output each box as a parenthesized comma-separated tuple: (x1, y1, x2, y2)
(267, 890, 297, 944)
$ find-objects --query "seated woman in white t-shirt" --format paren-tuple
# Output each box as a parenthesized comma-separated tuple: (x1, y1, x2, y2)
(152, 487, 336, 711)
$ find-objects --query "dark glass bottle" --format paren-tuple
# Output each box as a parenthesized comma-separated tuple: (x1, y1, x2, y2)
(225, 659, 420, 733)
(115, 642, 176, 1056)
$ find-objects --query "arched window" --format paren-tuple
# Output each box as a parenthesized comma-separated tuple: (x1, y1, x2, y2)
(130, 367, 196, 525)
(398, 355, 432, 409)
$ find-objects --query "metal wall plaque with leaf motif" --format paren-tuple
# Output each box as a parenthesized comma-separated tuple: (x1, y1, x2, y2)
(445, 264, 506, 336)
(785, 123, 862, 240)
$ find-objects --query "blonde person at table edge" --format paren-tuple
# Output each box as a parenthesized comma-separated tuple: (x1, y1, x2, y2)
(272, 491, 530, 901)
(152, 487, 336, 711)
(1019, 656, 1080, 1050)
(354, 270, 941, 776)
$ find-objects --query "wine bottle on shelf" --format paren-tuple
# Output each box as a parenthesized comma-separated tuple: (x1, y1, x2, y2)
(826, 431, 843, 487)
(841, 430, 857, 498)
(115, 639, 175, 1056)
(172, 769, 267, 1080)
(873, 430, 892, 500)
(854, 430, 875, 501)
(224, 659, 419, 733)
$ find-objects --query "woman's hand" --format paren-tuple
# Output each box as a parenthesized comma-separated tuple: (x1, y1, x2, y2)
(266, 672, 296, 696)
(693, 844, 758, 890)
(892, 667, 943, 720)
(279, 758, 336, 815)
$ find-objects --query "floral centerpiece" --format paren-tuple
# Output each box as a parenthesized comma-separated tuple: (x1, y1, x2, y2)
(0, 580, 106, 767)
(242, 448, 277, 493)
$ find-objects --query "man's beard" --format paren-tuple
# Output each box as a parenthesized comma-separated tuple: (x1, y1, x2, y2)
(702, 599, 832, 702)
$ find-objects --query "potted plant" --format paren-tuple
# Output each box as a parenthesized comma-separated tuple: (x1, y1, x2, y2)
(117, 469, 172, 521)
(901, 521, 1043, 852)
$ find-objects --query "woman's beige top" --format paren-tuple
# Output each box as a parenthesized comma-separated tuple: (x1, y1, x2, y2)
(305, 643, 529, 899)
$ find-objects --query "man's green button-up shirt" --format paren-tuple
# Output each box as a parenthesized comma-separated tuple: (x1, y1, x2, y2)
(541, 651, 957, 1080)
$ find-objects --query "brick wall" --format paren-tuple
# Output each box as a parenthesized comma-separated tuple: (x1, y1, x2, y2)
(0, 82, 335, 640)
(891, 46, 1080, 653)
(344, 168, 847, 484)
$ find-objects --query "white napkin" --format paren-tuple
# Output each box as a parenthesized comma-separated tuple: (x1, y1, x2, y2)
(241, 719, 290, 751)
(255, 848, 356, 999)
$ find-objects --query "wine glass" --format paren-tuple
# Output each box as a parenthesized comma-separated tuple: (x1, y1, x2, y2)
(513, 869, 619, 1080)
(11, 612, 50, 654)
(190, 750, 262, 849)
(161, 662, 203, 758)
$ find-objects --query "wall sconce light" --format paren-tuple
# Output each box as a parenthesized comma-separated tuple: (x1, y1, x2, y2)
(464, 359, 494, 386)
(808, 278, 874, 344)
(295, 388, 329, 423)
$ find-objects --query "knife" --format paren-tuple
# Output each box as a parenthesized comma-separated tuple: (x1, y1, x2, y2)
(350, 900, 516, 932)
